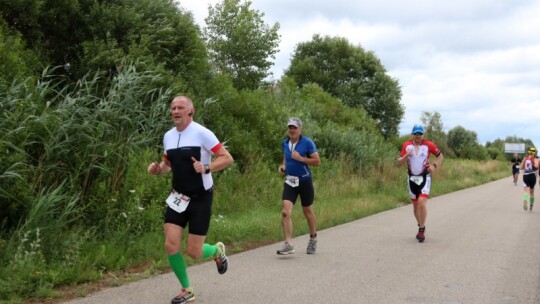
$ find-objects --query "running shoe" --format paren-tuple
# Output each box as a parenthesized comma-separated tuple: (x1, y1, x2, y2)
(416, 231, 425, 242)
(171, 287, 195, 304)
(214, 242, 228, 274)
(523, 200, 528, 211)
(277, 242, 295, 255)
(306, 237, 317, 254)
(416, 227, 426, 243)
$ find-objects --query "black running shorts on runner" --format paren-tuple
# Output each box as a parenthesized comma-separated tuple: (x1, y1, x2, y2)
(407, 172, 431, 200)
(523, 173, 536, 188)
(282, 178, 315, 207)
(164, 189, 213, 236)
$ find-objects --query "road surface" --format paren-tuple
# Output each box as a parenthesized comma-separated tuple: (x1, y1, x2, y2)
(66, 177, 540, 304)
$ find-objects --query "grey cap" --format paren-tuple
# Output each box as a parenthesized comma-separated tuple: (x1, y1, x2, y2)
(287, 117, 303, 128)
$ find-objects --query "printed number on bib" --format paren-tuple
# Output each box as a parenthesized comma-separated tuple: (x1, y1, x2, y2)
(409, 175, 424, 186)
(525, 160, 534, 171)
(285, 175, 299, 187)
(166, 190, 191, 214)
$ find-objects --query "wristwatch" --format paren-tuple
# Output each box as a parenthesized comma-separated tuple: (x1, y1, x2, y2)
(204, 164, 211, 174)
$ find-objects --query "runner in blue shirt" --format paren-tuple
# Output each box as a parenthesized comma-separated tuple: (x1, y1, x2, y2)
(277, 117, 321, 255)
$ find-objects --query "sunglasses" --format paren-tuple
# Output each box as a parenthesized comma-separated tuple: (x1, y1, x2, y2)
(413, 133, 423, 136)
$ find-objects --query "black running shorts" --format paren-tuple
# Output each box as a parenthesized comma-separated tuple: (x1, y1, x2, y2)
(282, 178, 315, 207)
(523, 173, 536, 188)
(164, 189, 213, 236)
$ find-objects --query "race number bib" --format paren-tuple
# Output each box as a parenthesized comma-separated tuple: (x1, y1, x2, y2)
(524, 159, 534, 172)
(166, 190, 191, 214)
(285, 175, 299, 187)
(515, 165, 520, 169)
(409, 175, 424, 186)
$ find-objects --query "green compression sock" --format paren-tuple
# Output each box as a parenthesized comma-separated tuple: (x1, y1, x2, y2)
(202, 243, 219, 258)
(531, 196, 535, 206)
(524, 193, 530, 203)
(168, 252, 190, 288)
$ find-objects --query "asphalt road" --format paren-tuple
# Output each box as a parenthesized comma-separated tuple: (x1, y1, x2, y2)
(66, 177, 540, 304)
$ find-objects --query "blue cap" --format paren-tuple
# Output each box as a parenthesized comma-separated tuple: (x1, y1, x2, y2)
(411, 124, 424, 134)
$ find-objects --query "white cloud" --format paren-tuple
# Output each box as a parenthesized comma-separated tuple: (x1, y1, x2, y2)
(179, 0, 540, 147)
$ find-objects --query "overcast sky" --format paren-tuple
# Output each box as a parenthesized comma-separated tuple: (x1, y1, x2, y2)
(179, 0, 540, 149)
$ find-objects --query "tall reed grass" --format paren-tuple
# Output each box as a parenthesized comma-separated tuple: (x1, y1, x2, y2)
(0, 65, 173, 301)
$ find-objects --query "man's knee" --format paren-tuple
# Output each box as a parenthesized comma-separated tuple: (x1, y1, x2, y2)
(281, 200, 293, 218)
(164, 240, 180, 254)
(281, 210, 291, 218)
(415, 195, 427, 204)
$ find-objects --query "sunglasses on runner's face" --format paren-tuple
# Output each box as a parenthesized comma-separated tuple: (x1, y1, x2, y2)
(413, 133, 423, 136)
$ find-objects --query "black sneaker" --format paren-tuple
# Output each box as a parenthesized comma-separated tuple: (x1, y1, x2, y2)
(171, 288, 195, 304)
(214, 242, 228, 274)
(416, 227, 426, 243)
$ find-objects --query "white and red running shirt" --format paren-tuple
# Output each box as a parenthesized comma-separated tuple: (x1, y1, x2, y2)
(523, 155, 537, 175)
(400, 139, 441, 176)
(163, 122, 222, 195)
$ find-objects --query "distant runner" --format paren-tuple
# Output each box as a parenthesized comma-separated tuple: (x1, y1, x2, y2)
(511, 153, 521, 186)
(520, 147, 538, 212)
(397, 124, 443, 243)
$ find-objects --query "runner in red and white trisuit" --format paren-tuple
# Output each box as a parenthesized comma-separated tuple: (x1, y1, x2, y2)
(397, 124, 443, 243)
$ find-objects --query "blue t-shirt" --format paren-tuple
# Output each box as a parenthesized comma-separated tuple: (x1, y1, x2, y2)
(282, 136, 317, 181)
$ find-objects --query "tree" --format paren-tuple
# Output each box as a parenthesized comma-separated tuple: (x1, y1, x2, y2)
(0, 19, 40, 86)
(447, 125, 487, 159)
(420, 111, 453, 157)
(420, 111, 444, 133)
(0, 0, 210, 91)
(204, 0, 280, 90)
(285, 34, 403, 138)
(447, 126, 476, 153)
(0, 0, 91, 67)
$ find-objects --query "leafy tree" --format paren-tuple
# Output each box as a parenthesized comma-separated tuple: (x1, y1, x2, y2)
(204, 0, 280, 90)
(420, 111, 444, 133)
(285, 34, 403, 138)
(447, 126, 476, 153)
(0, 0, 90, 66)
(420, 111, 453, 157)
(447, 125, 486, 159)
(83, 0, 209, 82)
(0, 19, 41, 86)
(0, 0, 210, 92)
(486, 146, 505, 160)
